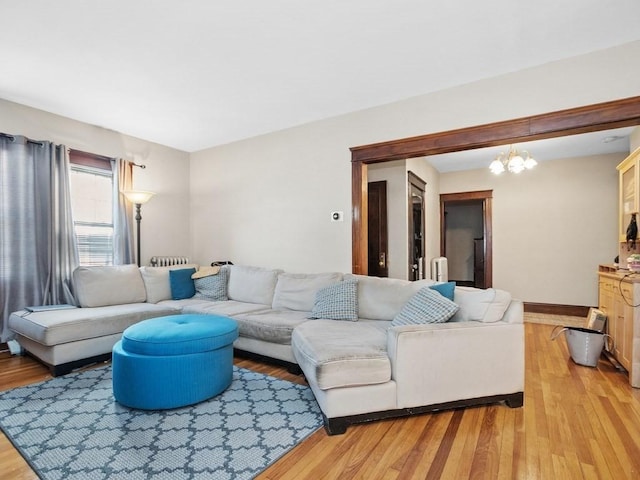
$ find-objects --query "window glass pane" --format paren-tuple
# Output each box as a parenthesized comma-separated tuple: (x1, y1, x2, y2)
(69, 166, 114, 266)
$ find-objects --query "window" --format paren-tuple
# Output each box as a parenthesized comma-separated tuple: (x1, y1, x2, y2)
(69, 151, 114, 266)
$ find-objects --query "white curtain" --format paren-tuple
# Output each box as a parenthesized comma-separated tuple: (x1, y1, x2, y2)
(112, 158, 134, 265)
(0, 135, 78, 342)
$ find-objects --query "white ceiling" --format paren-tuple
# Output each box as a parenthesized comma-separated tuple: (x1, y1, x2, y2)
(2, 1, 640, 153)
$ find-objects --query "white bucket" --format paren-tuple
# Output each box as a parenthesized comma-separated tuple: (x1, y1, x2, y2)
(551, 326, 611, 367)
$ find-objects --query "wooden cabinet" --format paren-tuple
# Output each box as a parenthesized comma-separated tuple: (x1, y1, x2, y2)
(597, 269, 638, 387)
(617, 147, 640, 242)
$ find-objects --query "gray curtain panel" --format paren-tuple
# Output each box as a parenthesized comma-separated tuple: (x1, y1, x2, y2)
(112, 158, 134, 265)
(0, 135, 78, 342)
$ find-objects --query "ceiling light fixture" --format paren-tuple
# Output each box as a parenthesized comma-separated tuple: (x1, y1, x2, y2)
(489, 146, 537, 175)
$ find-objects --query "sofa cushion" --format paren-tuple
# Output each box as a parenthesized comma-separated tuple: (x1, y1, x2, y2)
(450, 287, 512, 323)
(73, 264, 147, 308)
(308, 278, 358, 321)
(8, 304, 180, 346)
(227, 265, 282, 305)
(233, 309, 310, 344)
(272, 272, 343, 312)
(292, 320, 391, 390)
(182, 300, 271, 317)
(169, 268, 196, 299)
(391, 287, 459, 326)
(194, 267, 229, 301)
(139, 264, 199, 304)
(346, 274, 435, 321)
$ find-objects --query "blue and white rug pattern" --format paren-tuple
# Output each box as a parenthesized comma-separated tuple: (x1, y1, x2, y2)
(0, 366, 323, 479)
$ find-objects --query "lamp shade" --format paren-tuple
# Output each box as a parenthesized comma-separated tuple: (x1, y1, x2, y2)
(124, 190, 155, 205)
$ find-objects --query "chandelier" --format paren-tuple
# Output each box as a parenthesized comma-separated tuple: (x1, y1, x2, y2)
(489, 146, 537, 174)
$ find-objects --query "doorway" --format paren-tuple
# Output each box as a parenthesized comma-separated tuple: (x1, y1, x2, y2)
(440, 191, 492, 288)
(408, 172, 426, 280)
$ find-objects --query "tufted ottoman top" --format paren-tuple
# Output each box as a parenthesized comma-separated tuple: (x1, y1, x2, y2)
(121, 314, 238, 356)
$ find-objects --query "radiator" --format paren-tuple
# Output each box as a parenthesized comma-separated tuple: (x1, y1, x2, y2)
(430, 257, 448, 282)
(149, 256, 190, 267)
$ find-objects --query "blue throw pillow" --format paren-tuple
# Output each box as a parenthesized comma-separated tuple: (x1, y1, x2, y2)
(429, 281, 456, 301)
(169, 268, 196, 300)
(392, 286, 459, 326)
(308, 278, 359, 321)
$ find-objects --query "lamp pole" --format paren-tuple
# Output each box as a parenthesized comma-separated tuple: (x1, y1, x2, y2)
(134, 202, 142, 267)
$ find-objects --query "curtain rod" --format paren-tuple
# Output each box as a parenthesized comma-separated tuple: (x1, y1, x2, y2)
(2, 132, 147, 167)
(0, 132, 45, 146)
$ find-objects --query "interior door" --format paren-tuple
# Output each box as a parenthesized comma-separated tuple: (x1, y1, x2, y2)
(408, 172, 426, 280)
(367, 181, 388, 277)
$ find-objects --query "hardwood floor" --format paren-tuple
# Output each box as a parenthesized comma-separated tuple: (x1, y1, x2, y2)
(1, 323, 639, 479)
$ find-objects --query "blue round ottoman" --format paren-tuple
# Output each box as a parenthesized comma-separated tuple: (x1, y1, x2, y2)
(112, 314, 238, 410)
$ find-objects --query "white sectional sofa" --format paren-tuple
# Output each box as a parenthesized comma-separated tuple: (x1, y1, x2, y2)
(8, 263, 524, 434)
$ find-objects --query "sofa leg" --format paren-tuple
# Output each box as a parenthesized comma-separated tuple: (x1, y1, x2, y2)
(324, 416, 348, 436)
(51, 364, 73, 377)
(505, 392, 524, 408)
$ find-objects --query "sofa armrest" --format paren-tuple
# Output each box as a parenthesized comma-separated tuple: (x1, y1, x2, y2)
(387, 319, 524, 409)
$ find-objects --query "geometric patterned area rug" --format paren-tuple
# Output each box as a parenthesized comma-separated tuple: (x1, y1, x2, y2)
(0, 365, 323, 480)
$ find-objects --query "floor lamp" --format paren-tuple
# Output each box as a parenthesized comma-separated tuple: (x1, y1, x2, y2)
(123, 190, 155, 267)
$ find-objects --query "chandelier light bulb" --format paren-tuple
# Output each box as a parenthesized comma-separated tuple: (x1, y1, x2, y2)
(489, 157, 505, 174)
(508, 154, 525, 173)
(523, 151, 537, 170)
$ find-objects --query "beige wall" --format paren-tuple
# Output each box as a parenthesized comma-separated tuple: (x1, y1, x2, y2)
(0, 99, 191, 266)
(190, 41, 639, 306)
(631, 126, 640, 151)
(439, 153, 622, 306)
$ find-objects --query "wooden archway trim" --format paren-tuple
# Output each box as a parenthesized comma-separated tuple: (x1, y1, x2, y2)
(351, 95, 640, 274)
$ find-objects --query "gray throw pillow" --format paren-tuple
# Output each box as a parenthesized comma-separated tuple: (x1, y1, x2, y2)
(194, 267, 229, 301)
(391, 286, 459, 326)
(308, 278, 359, 321)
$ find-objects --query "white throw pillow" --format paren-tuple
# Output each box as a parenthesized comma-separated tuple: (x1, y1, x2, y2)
(74, 264, 146, 307)
(450, 287, 512, 323)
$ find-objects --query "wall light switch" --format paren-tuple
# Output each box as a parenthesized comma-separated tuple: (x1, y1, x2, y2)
(331, 211, 344, 222)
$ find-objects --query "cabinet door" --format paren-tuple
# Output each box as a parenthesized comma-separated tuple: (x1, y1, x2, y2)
(599, 278, 615, 351)
(616, 282, 633, 371)
(618, 148, 640, 242)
